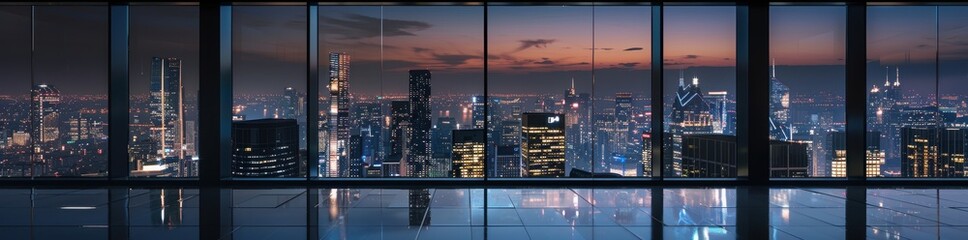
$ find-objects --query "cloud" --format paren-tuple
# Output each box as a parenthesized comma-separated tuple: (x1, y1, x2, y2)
(585, 48, 614, 51)
(321, 13, 431, 40)
(623, 47, 644, 51)
(534, 58, 555, 65)
(683, 54, 700, 59)
(515, 39, 557, 52)
(413, 47, 432, 54)
(433, 53, 483, 66)
(616, 62, 640, 68)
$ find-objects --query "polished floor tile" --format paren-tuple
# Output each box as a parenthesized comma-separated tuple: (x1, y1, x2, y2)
(4, 187, 968, 239)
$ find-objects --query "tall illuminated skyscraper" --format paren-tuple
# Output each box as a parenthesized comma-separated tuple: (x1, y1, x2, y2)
(148, 57, 185, 175)
(769, 60, 791, 141)
(327, 52, 351, 177)
(666, 73, 714, 176)
(389, 101, 411, 162)
(472, 95, 485, 129)
(31, 83, 60, 175)
(31, 83, 60, 144)
(451, 129, 484, 178)
(431, 117, 456, 177)
(408, 70, 432, 177)
(521, 113, 566, 177)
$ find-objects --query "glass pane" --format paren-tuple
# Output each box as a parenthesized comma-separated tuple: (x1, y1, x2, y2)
(939, 6, 968, 178)
(0, 6, 32, 177)
(232, 6, 308, 178)
(488, 5, 593, 178)
(592, 5, 652, 177)
(663, 6, 736, 178)
(33, 6, 110, 177)
(128, 6, 200, 177)
(318, 5, 484, 178)
(867, 7, 937, 178)
(769, 6, 846, 178)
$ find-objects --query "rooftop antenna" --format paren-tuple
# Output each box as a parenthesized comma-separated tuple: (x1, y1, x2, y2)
(884, 66, 890, 86)
(895, 67, 900, 86)
(678, 70, 685, 87)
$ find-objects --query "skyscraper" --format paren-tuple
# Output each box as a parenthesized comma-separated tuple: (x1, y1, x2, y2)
(472, 95, 486, 129)
(408, 70, 432, 177)
(900, 127, 967, 178)
(31, 83, 60, 144)
(348, 134, 363, 178)
(495, 145, 521, 178)
(231, 119, 299, 177)
(869, 67, 904, 171)
(352, 102, 383, 165)
(666, 73, 714, 176)
(31, 83, 60, 175)
(431, 117, 456, 177)
(521, 113, 566, 177)
(327, 52, 351, 177)
(769, 60, 792, 141)
(451, 129, 485, 178)
(679, 135, 809, 178)
(148, 57, 185, 175)
(563, 78, 592, 173)
(389, 101, 410, 162)
(829, 131, 885, 177)
(282, 87, 298, 119)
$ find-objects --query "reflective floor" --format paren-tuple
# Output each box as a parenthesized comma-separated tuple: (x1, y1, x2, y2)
(1, 187, 967, 239)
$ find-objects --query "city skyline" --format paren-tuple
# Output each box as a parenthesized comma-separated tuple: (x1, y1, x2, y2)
(2, 5, 968, 179)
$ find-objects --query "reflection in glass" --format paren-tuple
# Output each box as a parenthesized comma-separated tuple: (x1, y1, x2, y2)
(664, 188, 736, 239)
(769, 6, 847, 178)
(867, 7, 939, 178)
(129, 7, 200, 177)
(487, 5, 593, 177)
(232, 6, 308, 178)
(319, 6, 484, 178)
(663, 6, 737, 178)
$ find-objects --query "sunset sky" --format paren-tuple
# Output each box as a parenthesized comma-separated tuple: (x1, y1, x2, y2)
(0, 5, 967, 97)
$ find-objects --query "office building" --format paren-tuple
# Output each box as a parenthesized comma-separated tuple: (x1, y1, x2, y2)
(231, 119, 299, 177)
(451, 129, 485, 178)
(521, 113, 566, 177)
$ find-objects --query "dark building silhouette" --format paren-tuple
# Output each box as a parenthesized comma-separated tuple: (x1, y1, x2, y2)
(495, 145, 521, 178)
(231, 119, 299, 177)
(408, 70, 432, 177)
(389, 101, 410, 162)
(408, 188, 431, 226)
(679, 134, 809, 178)
(431, 117, 456, 177)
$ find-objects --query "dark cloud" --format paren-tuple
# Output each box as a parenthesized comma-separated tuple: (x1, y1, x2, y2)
(683, 54, 700, 59)
(433, 53, 482, 66)
(617, 62, 640, 68)
(623, 47, 644, 51)
(321, 13, 431, 40)
(534, 58, 555, 65)
(663, 59, 691, 66)
(515, 39, 557, 52)
(413, 47, 432, 54)
(585, 47, 614, 51)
